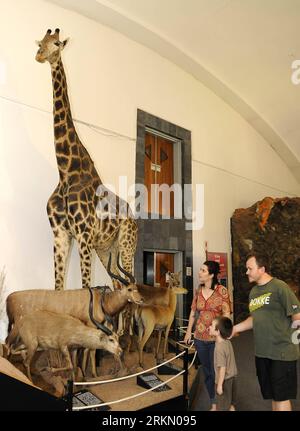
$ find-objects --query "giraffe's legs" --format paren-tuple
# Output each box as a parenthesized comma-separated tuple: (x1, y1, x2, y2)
(115, 219, 138, 339)
(53, 228, 72, 291)
(48, 186, 72, 291)
(117, 218, 138, 276)
(78, 240, 92, 289)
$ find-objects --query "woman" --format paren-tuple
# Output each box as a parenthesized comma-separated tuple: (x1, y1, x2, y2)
(184, 260, 231, 411)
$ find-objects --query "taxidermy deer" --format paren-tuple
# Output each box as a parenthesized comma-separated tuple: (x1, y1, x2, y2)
(6, 310, 122, 381)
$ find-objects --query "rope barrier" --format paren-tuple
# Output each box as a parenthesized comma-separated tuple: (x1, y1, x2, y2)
(68, 342, 198, 411)
(173, 339, 197, 370)
(73, 350, 185, 386)
(176, 327, 188, 333)
(175, 317, 189, 323)
(187, 347, 198, 370)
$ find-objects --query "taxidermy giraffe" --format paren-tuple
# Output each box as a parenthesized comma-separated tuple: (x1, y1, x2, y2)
(35, 29, 137, 290)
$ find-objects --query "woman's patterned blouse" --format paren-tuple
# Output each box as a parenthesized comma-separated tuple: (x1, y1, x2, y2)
(191, 284, 231, 341)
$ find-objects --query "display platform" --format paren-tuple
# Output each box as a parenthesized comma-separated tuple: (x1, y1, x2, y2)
(79, 350, 196, 411)
(0, 358, 66, 411)
(4, 340, 196, 411)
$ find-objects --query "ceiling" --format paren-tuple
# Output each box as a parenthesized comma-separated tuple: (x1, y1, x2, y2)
(48, 0, 300, 183)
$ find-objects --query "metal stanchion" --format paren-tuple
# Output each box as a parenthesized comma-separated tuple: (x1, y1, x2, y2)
(66, 380, 73, 411)
(175, 325, 179, 356)
(183, 347, 189, 410)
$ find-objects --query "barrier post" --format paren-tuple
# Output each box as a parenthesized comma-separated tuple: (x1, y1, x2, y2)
(175, 324, 179, 355)
(183, 347, 189, 410)
(66, 380, 73, 411)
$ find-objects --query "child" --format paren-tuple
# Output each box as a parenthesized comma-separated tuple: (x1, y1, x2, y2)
(209, 316, 238, 411)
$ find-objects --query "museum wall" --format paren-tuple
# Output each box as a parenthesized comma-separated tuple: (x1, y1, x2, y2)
(0, 0, 299, 339)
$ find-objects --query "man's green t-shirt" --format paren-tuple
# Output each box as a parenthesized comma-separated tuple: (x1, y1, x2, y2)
(249, 278, 300, 361)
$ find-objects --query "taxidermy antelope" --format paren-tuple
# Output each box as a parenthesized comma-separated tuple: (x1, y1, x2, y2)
(166, 271, 182, 288)
(6, 257, 143, 376)
(135, 285, 187, 367)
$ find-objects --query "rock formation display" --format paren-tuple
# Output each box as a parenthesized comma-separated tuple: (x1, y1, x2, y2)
(231, 197, 300, 323)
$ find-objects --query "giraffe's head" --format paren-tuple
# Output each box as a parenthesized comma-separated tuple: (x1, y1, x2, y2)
(35, 28, 68, 64)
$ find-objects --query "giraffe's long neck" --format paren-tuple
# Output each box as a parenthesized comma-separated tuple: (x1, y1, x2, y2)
(50, 59, 100, 185)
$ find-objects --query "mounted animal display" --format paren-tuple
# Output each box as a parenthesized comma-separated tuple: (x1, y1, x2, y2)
(6, 261, 143, 376)
(135, 285, 187, 367)
(35, 28, 137, 290)
(117, 272, 183, 351)
(6, 310, 122, 381)
(166, 271, 182, 288)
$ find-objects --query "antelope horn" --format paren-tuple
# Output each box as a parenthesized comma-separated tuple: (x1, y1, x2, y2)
(88, 288, 112, 336)
(107, 253, 129, 286)
(116, 253, 135, 284)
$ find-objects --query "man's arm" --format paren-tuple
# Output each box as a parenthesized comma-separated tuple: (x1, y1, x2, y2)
(292, 313, 300, 325)
(231, 316, 253, 337)
(216, 366, 226, 395)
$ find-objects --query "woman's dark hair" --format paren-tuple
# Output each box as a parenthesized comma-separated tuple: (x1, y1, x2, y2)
(203, 260, 220, 290)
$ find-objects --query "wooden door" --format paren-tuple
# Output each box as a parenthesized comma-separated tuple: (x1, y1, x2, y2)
(157, 137, 174, 217)
(144, 132, 174, 217)
(144, 133, 155, 214)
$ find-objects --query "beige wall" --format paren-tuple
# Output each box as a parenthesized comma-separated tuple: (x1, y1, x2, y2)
(0, 0, 299, 339)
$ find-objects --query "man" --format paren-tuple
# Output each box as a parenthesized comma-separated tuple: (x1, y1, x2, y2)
(232, 252, 300, 411)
